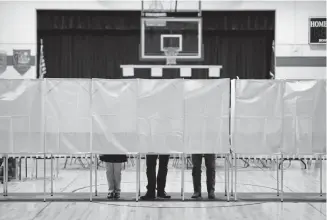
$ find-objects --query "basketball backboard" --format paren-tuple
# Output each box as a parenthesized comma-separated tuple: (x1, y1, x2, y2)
(140, 17, 203, 61)
(140, 0, 203, 62)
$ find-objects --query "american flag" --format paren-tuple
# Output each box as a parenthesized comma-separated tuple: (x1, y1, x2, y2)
(269, 40, 275, 79)
(39, 39, 46, 79)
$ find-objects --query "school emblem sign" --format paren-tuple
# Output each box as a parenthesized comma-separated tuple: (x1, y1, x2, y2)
(0, 51, 7, 74)
(13, 49, 31, 75)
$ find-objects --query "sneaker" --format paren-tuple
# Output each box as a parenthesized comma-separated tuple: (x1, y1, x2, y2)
(107, 192, 115, 199)
(208, 191, 215, 199)
(114, 192, 120, 199)
(191, 192, 202, 199)
(140, 192, 155, 201)
(157, 191, 171, 199)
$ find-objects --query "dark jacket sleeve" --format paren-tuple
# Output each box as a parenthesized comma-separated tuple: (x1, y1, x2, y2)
(99, 154, 127, 163)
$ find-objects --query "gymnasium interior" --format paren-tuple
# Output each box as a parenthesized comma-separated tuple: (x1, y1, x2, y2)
(0, 0, 326, 219)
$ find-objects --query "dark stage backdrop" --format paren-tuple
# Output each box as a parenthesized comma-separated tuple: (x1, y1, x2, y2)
(37, 11, 274, 79)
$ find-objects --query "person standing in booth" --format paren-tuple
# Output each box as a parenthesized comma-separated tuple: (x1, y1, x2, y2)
(140, 155, 171, 200)
(99, 154, 127, 199)
(191, 154, 216, 199)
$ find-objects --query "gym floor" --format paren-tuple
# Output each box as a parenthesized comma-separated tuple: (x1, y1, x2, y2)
(0, 157, 326, 220)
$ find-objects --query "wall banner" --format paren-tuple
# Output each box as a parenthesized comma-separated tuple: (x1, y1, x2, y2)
(0, 51, 7, 74)
(309, 17, 326, 44)
(13, 49, 31, 75)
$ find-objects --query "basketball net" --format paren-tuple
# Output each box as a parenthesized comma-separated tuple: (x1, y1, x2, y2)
(164, 47, 179, 65)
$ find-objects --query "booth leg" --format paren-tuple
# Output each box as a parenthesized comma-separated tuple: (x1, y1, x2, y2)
(226, 155, 230, 202)
(181, 153, 185, 201)
(281, 154, 284, 202)
(95, 155, 98, 197)
(25, 157, 28, 179)
(136, 154, 140, 202)
(43, 154, 46, 202)
(277, 156, 279, 196)
(35, 158, 38, 179)
(89, 154, 93, 202)
(56, 158, 59, 178)
(234, 154, 237, 201)
(231, 154, 233, 197)
(320, 155, 323, 196)
(224, 155, 227, 197)
(51, 155, 53, 196)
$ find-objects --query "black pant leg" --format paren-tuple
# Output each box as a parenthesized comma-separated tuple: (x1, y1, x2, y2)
(157, 155, 169, 193)
(146, 155, 158, 195)
(192, 154, 203, 193)
(204, 154, 216, 193)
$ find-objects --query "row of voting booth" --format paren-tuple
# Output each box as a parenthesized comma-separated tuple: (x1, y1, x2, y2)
(0, 78, 326, 155)
(0, 78, 325, 202)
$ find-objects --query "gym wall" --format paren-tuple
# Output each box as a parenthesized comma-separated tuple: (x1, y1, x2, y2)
(0, 0, 325, 79)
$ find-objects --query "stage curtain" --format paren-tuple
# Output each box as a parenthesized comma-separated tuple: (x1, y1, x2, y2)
(37, 11, 274, 31)
(40, 30, 142, 79)
(202, 30, 274, 79)
(37, 11, 141, 31)
(37, 11, 274, 79)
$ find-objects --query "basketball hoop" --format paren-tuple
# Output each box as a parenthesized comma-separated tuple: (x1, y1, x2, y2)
(164, 47, 179, 65)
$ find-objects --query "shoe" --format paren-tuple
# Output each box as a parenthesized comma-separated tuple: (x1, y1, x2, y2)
(191, 192, 202, 199)
(157, 191, 171, 199)
(208, 191, 215, 199)
(107, 192, 115, 199)
(140, 192, 155, 200)
(114, 192, 120, 199)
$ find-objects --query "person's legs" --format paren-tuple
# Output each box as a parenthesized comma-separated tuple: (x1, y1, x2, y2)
(157, 155, 170, 198)
(141, 155, 158, 200)
(113, 163, 122, 198)
(204, 154, 216, 199)
(191, 154, 203, 198)
(105, 162, 115, 198)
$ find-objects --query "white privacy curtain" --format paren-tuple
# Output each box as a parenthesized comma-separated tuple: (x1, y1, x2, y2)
(137, 79, 184, 154)
(45, 79, 92, 154)
(232, 80, 284, 155)
(0, 78, 324, 155)
(184, 79, 230, 153)
(283, 80, 326, 155)
(91, 79, 138, 154)
(0, 79, 44, 154)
